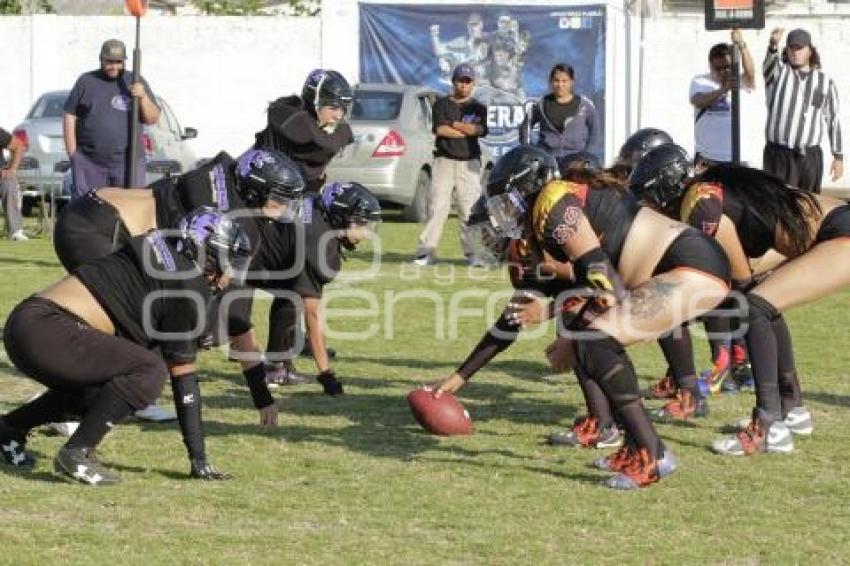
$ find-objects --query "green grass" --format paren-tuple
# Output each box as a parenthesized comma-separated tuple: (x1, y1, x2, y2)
(1, 215, 850, 564)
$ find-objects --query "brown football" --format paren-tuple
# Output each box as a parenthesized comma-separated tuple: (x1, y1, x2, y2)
(407, 388, 473, 436)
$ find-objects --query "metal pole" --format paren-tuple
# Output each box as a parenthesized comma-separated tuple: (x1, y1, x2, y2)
(731, 40, 741, 164)
(127, 15, 142, 188)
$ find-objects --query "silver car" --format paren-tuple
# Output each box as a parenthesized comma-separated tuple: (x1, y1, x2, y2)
(324, 84, 438, 222)
(13, 89, 198, 216)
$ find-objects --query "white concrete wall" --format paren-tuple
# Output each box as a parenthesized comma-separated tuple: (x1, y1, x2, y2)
(0, 15, 321, 159)
(3, 6, 849, 188)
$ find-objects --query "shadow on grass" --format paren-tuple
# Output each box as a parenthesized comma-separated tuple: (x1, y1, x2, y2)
(0, 256, 61, 269)
(803, 390, 850, 409)
(160, 371, 580, 465)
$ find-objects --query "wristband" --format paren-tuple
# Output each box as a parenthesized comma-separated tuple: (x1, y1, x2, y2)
(243, 364, 274, 409)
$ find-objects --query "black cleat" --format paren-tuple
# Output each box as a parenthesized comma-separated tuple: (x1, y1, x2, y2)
(0, 420, 35, 468)
(54, 446, 121, 486)
(190, 459, 232, 480)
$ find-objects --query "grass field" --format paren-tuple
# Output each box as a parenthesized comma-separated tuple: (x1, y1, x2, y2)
(1, 215, 849, 565)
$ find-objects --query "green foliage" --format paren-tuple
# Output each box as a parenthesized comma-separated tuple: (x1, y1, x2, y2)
(0, 0, 22, 14)
(190, 0, 319, 16)
(0, 0, 52, 14)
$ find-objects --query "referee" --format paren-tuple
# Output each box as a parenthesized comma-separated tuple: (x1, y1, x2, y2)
(763, 27, 843, 193)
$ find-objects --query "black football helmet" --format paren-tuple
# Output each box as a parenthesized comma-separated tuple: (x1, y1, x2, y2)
(302, 69, 353, 118)
(484, 145, 559, 238)
(177, 206, 253, 285)
(318, 181, 382, 230)
(628, 143, 692, 212)
(617, 128, 675, 169)
(235, 148, 305, 217)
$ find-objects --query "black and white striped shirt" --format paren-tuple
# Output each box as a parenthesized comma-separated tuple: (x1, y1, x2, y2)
(763, 50, 842, 157)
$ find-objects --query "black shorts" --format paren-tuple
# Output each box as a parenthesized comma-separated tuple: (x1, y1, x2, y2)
(653, 228, 731, 285)
(53, 192, 131, 272)
(815, 204, 850, 243)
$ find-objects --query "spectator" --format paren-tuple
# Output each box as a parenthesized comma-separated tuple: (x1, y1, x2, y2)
(413, 63, 488, 266)
(519, 63, 600, 169)
(763, 27, 843, 192)
(0, 126, 28, 241)
(690, 30, 755, 170)
(63, 39, 160, 196)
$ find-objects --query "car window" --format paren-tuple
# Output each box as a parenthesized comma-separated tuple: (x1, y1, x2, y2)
(28, 94, 68, 119)
(351, 91, 403, 121)
(417, 96, 432, 129)
(155, 98, 178, 134)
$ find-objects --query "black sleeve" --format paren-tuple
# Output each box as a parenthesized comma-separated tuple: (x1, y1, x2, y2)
(0, 127, 11, 149)
(475, 101, 489, 137)
(63, 76, 85, 115)
(456, 311, 520, 379)
(289, 233, 341, 298)
(226, 290, 254, 337)
(270, 104, 352, 152)
(158, 291, 205, 364)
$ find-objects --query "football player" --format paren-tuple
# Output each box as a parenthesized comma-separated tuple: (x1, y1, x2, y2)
(1, 209, 251, 484)
(479, 145, 731, 489)
(630, 145, 850, 455)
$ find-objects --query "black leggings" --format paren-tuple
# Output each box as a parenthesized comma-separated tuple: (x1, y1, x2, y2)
(3, 297, 168, 421)
(53, 192, 130, 272)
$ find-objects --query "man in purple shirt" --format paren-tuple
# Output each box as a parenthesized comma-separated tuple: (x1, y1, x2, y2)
(63, 39, 161, 195)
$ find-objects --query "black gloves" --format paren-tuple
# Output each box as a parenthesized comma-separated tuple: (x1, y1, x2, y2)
(318, 370, 344, 396)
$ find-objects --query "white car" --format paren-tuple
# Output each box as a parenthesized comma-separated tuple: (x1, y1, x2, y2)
(13, 90, 198, 216)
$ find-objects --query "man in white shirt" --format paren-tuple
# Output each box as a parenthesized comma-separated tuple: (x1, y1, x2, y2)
(689, 29, 755, 169)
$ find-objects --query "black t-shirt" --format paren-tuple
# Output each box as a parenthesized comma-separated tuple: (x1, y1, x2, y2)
(248, 197, 341, 298)
(64, 70, 158, 165)
(0, 126, 11, 167)
(150, 151, 261, 259)
(74, 232, 211, 364)
(540, 94, 581, 132)
(254, 95, 353, 189)
(432, 96, 488, 160)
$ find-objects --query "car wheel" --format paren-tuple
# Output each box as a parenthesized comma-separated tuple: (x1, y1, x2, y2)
(402, 169, 431, 223)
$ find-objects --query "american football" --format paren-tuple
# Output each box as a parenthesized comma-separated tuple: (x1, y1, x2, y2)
(407, 388, 474, 436)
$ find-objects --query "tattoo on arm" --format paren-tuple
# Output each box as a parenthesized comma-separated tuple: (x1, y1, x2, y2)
(626, 278, 681, 319)
(552, 205, 583, 244)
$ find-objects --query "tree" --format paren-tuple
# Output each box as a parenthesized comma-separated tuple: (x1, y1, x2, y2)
(0, 0, 53, 14)
(190, 0, 319, 16)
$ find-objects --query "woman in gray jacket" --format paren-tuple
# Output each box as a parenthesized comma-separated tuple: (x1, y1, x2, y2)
(519, 63, 600, 168)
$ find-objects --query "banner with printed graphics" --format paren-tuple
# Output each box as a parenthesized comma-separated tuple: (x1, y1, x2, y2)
(359, 3, 607, 161)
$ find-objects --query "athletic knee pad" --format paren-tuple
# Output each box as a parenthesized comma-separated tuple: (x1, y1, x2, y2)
(574, 334, 640, 406)
(746, 293, 780, 324)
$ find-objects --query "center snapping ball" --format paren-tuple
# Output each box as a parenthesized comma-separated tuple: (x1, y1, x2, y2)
(407, 388, 473, 436)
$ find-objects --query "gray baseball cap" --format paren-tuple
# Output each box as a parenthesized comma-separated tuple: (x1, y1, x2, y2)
(100, 39, 127, 61)
(786, 29, 812, 48)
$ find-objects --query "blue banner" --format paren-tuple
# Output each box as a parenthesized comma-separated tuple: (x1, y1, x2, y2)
(360, 3, 606, 159)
